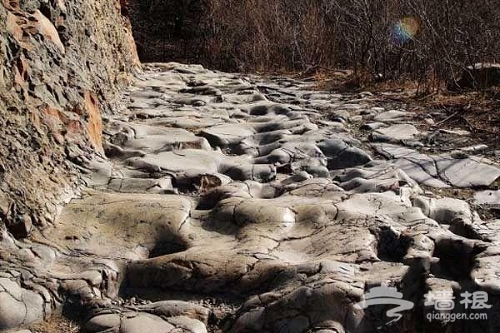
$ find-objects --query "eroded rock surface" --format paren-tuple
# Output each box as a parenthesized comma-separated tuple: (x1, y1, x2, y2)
(0, 0, 139, 239)
(1, 63, 500, 332)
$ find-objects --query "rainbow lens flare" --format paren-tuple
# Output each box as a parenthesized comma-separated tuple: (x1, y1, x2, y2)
(391, 17, 420, 45)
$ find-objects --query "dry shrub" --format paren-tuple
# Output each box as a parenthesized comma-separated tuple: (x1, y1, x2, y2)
(129, 0, 500, 92)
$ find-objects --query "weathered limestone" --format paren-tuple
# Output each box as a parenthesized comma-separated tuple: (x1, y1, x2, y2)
(475, 190, 500, 205)
(371, 124, 420, 142)
(374, 143, 500, 188)
(1, 63, 499, 332)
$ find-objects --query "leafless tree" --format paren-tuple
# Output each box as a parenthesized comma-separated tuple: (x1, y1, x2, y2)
(128, 0, 500, 91)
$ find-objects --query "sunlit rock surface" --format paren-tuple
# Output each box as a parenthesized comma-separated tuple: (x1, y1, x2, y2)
(1, 62, 500, 332)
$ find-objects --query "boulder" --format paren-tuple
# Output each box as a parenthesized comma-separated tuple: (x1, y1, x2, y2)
(451, 63, 500, 89)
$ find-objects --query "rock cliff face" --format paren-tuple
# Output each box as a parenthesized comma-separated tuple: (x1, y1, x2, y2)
(0, 0, 139, 237)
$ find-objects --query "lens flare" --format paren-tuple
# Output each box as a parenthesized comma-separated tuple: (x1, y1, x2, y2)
(391, 17, 420, 45)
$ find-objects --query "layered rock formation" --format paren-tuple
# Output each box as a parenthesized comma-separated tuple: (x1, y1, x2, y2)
(0, 0, 139, 238)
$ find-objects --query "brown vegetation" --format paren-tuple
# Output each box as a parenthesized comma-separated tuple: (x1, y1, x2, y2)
(129, 0, 500, 91)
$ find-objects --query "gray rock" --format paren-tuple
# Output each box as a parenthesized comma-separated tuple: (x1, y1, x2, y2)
(374, 110, 410, 122)
(371, 124, 420, 142)
(0, 292, 25, 329)
(452, 63, 500, 89)
(317, 139, 348, 157)
(166, 316, 207, 333)
(137, 300, 210, 323)
(374, 143, 500, 188)
(120, 313, 175, 333)
(0, 279, 45, 330)
(327, 148, 372, 170)
(200, 124, 255, 147)
(84, 313, 121, 332)
(413, 197, 473, 224)
(4, 62, 500, 333)
(434, 155, 500, 187)
(361, 122, 387, 130)
(475, 190, 500, 205)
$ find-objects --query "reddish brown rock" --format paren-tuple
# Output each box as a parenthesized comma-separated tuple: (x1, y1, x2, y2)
(84, 91, 104, 153)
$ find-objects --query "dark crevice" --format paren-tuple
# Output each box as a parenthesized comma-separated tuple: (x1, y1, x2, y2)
(148, 239, 188, 258)
(431, 238, 487, 281)
(370, 225, 412, 262)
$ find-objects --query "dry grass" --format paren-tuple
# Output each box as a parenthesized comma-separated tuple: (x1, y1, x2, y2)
(425, 91, 500, 138)
(29, 315, 80, 333)
(129, 0, 500, 92)
(309, 66, 500, 152)
(380, 87, 499, 145)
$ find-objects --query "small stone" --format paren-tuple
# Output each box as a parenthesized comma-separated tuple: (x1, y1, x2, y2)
(374, 110, 409, 122)
(361, 122, 386, 131)
(371, 124, 420, 142)
(475, 190, 500, 205)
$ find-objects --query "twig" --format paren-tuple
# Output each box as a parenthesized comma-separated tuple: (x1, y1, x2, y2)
(433, 111, 459, 127)
(458, 115, 477, 133)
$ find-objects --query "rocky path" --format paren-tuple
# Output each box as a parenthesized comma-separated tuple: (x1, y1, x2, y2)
(2, 63, 500, 332)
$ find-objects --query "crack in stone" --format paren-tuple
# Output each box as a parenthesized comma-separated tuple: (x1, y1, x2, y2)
(3, 63, 500, 333)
